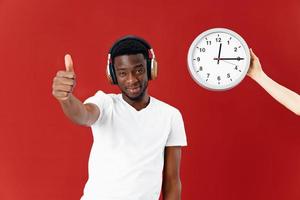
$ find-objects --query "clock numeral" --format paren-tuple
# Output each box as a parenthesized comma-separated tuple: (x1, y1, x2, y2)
(216, 37, 221, 42)
(197, 57, 200, 62)
(234, 47, 237, 52)
(234, 66, 242, 72)
(227, 37, 232, 45)
(199, 48, 206, 52)
(196, 66, 203, 72)
(217, 76, 221, 81)
(206, 73, 210, 78)
(227, 73, 231, 78)
(206, 41, 212, 45)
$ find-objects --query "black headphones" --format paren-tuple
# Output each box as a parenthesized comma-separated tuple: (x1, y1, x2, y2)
(106, 35, 158, 84)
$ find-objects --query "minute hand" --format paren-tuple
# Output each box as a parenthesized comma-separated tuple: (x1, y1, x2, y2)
(214, 57, 244, 61)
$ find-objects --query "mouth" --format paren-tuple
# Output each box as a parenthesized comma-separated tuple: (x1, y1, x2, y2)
(126, 86, 141, 94)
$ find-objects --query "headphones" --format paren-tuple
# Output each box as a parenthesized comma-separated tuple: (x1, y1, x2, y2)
(106, 35, 158, 85)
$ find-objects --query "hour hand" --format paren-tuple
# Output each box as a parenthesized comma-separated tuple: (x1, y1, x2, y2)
(213, 57, 244, 61)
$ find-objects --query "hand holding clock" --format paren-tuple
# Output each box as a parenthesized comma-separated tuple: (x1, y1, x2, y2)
(246, 49, 263, 80)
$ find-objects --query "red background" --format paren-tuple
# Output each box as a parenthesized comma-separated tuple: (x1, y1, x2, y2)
(1, 0, 300, 199)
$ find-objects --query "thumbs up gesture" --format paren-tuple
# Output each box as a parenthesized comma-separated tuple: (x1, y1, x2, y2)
(52, 54, 76, 101)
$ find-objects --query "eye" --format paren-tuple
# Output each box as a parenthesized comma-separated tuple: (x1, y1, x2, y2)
(118, 71, 127, 77)
(136, 68, 145, 74)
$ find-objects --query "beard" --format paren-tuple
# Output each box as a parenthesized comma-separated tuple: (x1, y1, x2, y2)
(122, 80, 148, 101)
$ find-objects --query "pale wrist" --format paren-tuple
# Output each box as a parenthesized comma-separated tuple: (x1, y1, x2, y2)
(251, 70, 266, 83)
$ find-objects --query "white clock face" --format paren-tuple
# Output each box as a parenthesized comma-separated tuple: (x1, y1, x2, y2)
(187, 28, 250, 91)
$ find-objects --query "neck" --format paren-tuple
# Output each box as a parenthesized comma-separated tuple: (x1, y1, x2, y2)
(122, 91, 150, 111)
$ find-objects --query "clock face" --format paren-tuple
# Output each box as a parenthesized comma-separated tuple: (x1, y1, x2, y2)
(187, 28, 250, 91)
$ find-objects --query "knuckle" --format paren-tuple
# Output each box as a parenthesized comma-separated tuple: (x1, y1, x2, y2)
(69, 79, 75, 86)
(53, 77, 59, 83)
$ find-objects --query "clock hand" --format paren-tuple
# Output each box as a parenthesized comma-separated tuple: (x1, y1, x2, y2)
(217, 43, 222, 64)
(220, 60, 236, 66)
(213, 57, 245, 61)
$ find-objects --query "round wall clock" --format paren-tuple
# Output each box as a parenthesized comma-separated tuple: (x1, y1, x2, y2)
(187, 28, 250, 91)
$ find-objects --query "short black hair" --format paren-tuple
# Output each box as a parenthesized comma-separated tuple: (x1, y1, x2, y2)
(111, 38, 149, 65)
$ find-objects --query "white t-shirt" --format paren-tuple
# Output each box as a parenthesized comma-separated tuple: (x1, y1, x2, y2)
(80, 91, 187, 200)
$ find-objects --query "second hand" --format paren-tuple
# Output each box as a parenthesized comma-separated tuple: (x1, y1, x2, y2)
(221, 60, 236, 66)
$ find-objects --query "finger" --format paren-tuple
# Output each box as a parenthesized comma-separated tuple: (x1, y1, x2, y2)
(53, 85, 73, 92)
(56, 71, 76, 79)
(52, 78, 76, 88)
(65, 54, 74, 72)
(57, 78, 75, 86)
(249, 48, 257, 59)
(55, 91, 69, 98)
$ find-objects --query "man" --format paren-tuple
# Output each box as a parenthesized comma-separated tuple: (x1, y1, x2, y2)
(247, 49, 300, 116)
(52, 36, 187, 200)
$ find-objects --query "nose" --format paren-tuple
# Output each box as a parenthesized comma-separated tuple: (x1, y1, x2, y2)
(127, 72, 138, 84)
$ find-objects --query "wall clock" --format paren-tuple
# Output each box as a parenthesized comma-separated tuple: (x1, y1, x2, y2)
(187, 28, 250, 91)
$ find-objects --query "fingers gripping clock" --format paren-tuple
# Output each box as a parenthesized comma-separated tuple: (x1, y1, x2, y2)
(187, 28, 250, 91)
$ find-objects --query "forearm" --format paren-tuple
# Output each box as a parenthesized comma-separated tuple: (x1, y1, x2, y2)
(162, 179, 182, 200)
(59, 94, 91, 126)
(253, 72, 300, 115)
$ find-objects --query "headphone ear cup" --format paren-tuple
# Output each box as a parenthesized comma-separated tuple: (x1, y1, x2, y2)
(109, 63, 118, 84)
(146, 59, 152, 80)
(150, 58, 158, 80)
(106, 54, 115, 84)
(147, 49, 157, 80)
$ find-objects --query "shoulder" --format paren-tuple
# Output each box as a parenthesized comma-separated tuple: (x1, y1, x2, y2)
(86, 90, 119, 100)
(151, 96, 182, 116)
(90, 90, 118, 99)
(84, 90, 120, 108)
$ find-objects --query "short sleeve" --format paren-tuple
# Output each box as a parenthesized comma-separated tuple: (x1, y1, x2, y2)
(83, 91, 113, 125)
(165, 109, 188, 147)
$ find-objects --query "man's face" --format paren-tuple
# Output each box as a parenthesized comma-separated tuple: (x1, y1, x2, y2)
(114, 53, 148, 101)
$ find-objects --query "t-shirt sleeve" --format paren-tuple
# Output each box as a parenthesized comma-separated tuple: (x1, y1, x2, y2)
(83, 91, 113, 125)
(165, 109, 188, 147)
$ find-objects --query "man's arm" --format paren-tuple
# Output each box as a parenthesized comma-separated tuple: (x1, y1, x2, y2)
(52, 54, 100, 126)
(162, 146, 182, 200)
(247, 49, 300, 116)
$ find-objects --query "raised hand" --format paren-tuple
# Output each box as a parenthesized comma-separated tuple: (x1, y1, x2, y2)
(52, 54, 76, 101)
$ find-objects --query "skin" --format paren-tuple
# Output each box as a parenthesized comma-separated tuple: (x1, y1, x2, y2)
(113, 53, 150, 111)
(247, 49, 300, 116)
(52, 53, 183, 199)
(162, 146, 183, 200)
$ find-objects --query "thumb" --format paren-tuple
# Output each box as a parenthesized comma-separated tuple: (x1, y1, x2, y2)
(64, 54, 74, 72)
(249, 48, 257, 59)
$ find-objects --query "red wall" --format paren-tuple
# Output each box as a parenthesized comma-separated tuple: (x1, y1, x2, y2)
(1, 0, 300, 199)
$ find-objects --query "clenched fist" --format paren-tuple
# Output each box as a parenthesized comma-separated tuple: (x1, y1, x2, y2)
(52, 54, 76, 101)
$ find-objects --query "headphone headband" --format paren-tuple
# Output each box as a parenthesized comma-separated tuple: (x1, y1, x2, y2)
(109, 35, 152, 56)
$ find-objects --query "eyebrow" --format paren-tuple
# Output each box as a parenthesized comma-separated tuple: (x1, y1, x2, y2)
(116, 64, 144, 71)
